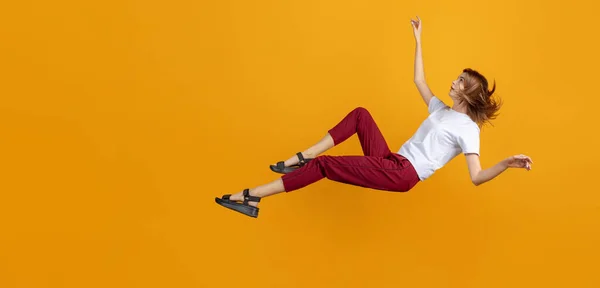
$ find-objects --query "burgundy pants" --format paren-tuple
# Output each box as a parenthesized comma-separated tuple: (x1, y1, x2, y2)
(281, 107, 420, 193)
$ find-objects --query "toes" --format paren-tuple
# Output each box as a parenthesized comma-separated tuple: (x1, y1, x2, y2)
(228, 193, 243, 202)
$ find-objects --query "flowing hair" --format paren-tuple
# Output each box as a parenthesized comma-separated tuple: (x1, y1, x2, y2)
(456, 68, 503, 127)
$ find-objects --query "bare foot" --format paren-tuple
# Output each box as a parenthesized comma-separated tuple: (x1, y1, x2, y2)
(228, 189, 259, 207)
(273, 152, 314, 168)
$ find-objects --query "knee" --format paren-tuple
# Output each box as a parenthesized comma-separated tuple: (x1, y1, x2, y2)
(313, 155, 332, 167)
(354, 106, 369, 114)
(353, 107, 372, 118)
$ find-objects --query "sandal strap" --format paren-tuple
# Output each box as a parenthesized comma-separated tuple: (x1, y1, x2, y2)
(242, 189, 261, 204)
(222, 194, 231, 200)
(297, 152, 306, 164)
(276, 161, 285, 169)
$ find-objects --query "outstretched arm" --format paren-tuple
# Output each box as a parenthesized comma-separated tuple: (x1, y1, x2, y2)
(411, 16, 434, 106)
(465, 154, 533, 186)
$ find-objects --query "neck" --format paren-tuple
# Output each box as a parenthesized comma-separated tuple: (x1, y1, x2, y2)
(451, 102, 468, 114)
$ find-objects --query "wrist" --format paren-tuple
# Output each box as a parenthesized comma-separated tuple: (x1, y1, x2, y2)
(500, 158, 510, 169)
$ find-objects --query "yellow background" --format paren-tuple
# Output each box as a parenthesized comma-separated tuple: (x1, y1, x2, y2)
(1, 0, 599, 287)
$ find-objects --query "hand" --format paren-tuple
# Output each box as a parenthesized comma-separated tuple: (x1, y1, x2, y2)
(410, 16, 422, 41)
(504, 154, 533, 171)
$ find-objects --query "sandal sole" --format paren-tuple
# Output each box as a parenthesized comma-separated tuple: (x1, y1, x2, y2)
(270, 158, 314, 174)
(215, 197, 259, 218)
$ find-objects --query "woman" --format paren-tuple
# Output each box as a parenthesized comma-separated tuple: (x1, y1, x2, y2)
(215, 16, 533, 218)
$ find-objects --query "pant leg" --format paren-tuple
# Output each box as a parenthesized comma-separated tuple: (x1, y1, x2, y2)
(281, 154, 419, 193)
(328, 107, 392, 158)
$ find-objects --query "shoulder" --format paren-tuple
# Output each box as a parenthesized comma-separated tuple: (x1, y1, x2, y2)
(467, 121, 480, 133)
(429, 96, 446, 107)
(428, 96, 448, 114)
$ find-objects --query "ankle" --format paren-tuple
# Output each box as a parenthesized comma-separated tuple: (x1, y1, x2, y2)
(247, 190, 260, 207)
(249, 189, 261, 198)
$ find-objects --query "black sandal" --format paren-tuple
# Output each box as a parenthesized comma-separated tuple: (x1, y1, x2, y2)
(215, 189, 261, 218)
(270, 152, 313, 174)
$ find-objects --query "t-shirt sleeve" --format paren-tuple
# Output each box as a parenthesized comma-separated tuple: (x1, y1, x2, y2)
(428, 96, 447, 114)
(458, 125, 480, 155)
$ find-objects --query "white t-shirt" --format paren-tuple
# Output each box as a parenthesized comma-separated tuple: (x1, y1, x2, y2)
(398, 96, 480, 181)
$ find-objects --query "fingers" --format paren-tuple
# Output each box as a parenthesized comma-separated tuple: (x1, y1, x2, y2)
(514, 159, 531, 170)
(410, 16, 421, 29)
(514, 154, 533, 163)
(510, 154, 533, 171)
(518, 157, 532, 170)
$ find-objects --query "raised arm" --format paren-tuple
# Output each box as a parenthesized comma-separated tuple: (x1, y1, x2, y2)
(465, 154, 533, 186)
(411, 16, 434, 106)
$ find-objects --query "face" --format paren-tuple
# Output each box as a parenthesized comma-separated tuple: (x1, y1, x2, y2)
(449, 72, 467, 99)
